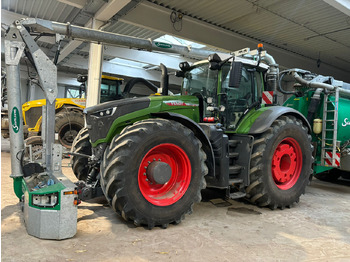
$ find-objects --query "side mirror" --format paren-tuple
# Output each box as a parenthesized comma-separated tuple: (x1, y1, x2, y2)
(229, 62, 243, 88)
(179, 61, 190, 72)
(208, 53, 222, 70)
(77, 74, 88, 83)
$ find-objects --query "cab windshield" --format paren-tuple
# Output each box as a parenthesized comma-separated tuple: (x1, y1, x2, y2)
(182, 62, 218, 99)
(100, 78, 122, 103)
(181, 62, 219, 117)
(181, 61, 263, 130)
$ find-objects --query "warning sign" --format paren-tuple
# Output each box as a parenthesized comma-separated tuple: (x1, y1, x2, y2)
(262, 91, 273, 104)
(325, 151, 340, 166)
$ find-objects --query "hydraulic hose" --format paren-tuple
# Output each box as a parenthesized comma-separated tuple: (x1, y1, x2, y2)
(160, 63, 169, 96)
(278, 70, 297, 95)
(292, 71, 335, 91)
(261, 53, 279, 103)
(292, 71, 334, 124)
(306, 88, 323, 123)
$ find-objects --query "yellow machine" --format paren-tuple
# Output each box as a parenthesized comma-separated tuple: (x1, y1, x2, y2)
(8, 75, 123, 149)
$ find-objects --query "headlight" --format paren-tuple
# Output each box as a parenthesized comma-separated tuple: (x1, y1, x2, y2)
(32, 193, 58, 208)
(91, 107, 117, 117)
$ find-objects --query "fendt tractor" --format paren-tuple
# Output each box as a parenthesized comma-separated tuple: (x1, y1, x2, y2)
(5, 18, 350, 239)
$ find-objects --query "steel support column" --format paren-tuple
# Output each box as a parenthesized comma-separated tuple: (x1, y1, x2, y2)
(5, 31, 25, 179)
(86, 19, 104, 107)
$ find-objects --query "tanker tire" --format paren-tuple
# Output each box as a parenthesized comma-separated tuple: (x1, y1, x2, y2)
(340, 171, 350, 180)
(55, 110, 84, 149)
(314, 169, 341, 182)
(246, 115, 313, 209)
(70, 127, 92, 181)
(100, 119, 208, 229)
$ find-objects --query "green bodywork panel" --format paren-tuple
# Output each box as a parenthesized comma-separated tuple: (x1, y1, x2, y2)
(91, 95, 200, 147)
(13, 177, 23, 200)
(283, 92, 312, 119)
(233, 106, 269, 134)
(283, 90, 350, 174)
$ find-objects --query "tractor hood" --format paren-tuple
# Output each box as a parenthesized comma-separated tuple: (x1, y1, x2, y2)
(84, 95, 200, 146)
(84, 97, 151, 144)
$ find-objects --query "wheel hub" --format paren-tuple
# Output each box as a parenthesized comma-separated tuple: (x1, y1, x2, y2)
(271, 137, 302, 190)
(272, 144, 296, 183)
(138, 143, 191, 206)
(146, 161, 172, 184)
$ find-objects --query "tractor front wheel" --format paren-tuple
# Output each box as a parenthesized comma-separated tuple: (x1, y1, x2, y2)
(70, 127, 92, 181)
(246, 115, 313, 209)
(100, 119, 208, 228)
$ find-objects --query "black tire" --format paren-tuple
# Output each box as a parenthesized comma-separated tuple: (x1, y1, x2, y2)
(100, 119, 208, 229)
(55, 110, 84, 149)
(340, 171, 350, 180)
(25, 136, 43, 160)
(70, 127, 92, 181)
(314, 169, 341, 182)
(246, 115, 313, 209)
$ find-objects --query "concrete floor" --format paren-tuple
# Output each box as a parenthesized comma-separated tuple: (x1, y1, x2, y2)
(1, 137, 350, 262)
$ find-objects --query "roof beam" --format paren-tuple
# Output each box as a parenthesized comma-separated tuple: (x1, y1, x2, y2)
(61, 53, 182, 85)
(323, 0, 350, 16)
(121, 2, 350, 82)
(57, 0, 137, 64)
(57, 40, 84, 63)
(57, 0, 87, 9)
(95, 0, 134, 21)
(79, 45, 196, 70)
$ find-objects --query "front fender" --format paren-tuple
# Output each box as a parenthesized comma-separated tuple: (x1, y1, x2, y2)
(236, 106, 311, 135)
(151, 112, 215, 178)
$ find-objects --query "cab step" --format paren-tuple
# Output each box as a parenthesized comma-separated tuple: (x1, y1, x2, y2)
(229, 152, 239, 159)
(228, 178, 243, 185)
(229, 139, 240, 148)
(229, 165, 242, 175)
(229, 191, 246, 199)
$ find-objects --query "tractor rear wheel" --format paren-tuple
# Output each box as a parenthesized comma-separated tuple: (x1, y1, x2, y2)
(246, 115, 313, 209)
(55, 110, 84, 149)
(100, 119, 208, 229)
(70, 127, 92, 181)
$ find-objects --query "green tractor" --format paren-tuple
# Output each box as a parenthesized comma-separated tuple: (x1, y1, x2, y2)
(71, 46, 317, 228)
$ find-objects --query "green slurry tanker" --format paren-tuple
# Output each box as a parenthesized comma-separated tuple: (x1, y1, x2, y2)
(281, 69, 350, 181)
(6, 19, 350, 239)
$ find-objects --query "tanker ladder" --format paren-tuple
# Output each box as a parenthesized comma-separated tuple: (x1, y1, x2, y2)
(321, 87, 340, 167)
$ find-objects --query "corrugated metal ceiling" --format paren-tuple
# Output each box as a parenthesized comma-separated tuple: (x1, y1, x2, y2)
(2, 0, 350, 74)
(2, 0, 81, 23)
(147, 0, 350, 70)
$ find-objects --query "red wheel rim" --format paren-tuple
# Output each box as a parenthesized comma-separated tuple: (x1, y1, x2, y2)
(271, 137, 302, 190)
(138, 143, 191, 206)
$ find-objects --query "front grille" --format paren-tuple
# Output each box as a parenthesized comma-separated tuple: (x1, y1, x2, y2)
(25, 107, 42, 128)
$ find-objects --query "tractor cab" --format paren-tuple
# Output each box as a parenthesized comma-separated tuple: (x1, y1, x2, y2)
(100, 75, 124, 103)
(76, 75, 123, 103)
(180, 53, 268, 130)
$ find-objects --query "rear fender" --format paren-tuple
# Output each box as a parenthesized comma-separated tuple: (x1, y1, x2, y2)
(240, 106, 311, 135)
